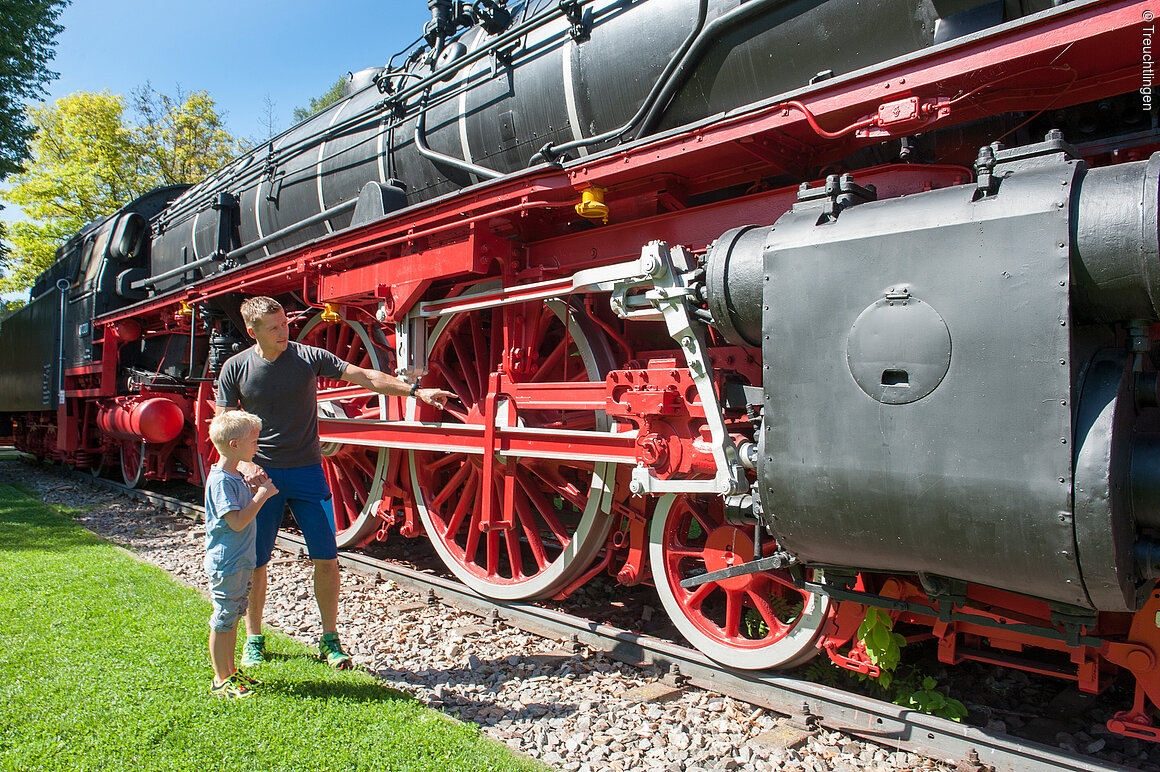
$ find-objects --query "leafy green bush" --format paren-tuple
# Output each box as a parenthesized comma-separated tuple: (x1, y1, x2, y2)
(856, 607, 967, 721)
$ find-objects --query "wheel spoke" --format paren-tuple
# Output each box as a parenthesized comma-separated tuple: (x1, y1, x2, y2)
(426, 451, 465, 475)
(515, 469, 570, 546)
(347, 332, 365, 365)
(503, 523, 525, 580)
(683, 581, 715, 611)
(347, 450, 377, 480)
(343, 460, 370, 503)
(432, 359, 475, 411)
(329, 463, 357, 526)
(463, 494, 483, 560)
(724, 589, 744, 639)
(472, 313, 490, 393)
(445, 469, 478, 536)
(431, 461, 472, 510)
(530, 335, 569, 382)
(525, 461, 590, 513)
(485, 482, 501, 575)
(449, 333, 481, 405)
(747, 588, 792, 640)
(512, 488, 550, 570)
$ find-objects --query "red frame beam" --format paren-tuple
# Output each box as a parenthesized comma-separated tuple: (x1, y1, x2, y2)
(317, 417, 637, 464)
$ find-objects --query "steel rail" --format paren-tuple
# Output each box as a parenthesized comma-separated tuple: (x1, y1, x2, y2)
(59, 464, 1129, 772)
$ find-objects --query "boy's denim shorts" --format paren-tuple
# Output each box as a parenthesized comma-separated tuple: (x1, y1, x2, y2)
(253, 463, 338, 567)
(208, 568, 252, 632)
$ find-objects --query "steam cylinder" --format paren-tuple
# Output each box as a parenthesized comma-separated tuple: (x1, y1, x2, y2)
(704, 145, 1160, 612)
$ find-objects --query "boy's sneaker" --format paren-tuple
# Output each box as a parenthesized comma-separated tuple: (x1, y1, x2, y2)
(233, 669, 262, 687)
(240, 635, 265, 667)
(319, 632, 353, 670)
(210, 673, 254, 699)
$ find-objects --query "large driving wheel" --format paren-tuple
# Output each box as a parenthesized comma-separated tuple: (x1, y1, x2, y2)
(650, 494, 830, 669)
(299, 312, 393, 548)
(88, 446, 109, 479)
(120, 440, 145, 488)
(409, 297, 617, 600)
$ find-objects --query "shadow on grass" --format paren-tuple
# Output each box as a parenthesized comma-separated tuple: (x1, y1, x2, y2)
(263, 678, 416, 703)
(264, 650, 320, 664)
(0, 483, 100, 553)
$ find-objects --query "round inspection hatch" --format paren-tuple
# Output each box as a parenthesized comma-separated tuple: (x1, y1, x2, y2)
(846, 291, 951, 405)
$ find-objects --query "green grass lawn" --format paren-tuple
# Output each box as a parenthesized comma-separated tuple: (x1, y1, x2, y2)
(0, 482, 545, 772)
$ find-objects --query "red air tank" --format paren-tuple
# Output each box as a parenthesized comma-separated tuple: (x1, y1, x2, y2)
(97, 396, 185, 444)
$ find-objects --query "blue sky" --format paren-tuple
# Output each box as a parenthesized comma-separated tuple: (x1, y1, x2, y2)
(1, 0, 434, 299)
(1, 0, 436, 296)
(42, 0, 434, 142)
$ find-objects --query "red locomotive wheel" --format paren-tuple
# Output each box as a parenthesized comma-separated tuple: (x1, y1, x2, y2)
(120, 440, 145, 489)
(650, 494, 830, 670)
(88, 447, 109, 479)
(410, 298, 616, 600)
(299, 313, 394, 548)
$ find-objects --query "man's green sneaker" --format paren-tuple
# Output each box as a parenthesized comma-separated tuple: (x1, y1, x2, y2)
(319, 632, 353, 670)
(241, 634, 266, 667)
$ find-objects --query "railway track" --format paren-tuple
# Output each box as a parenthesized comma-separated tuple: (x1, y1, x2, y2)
(46, 463, 1131, 772)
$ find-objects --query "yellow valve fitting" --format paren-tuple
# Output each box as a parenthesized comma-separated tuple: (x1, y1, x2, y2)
(321, 303, 342, 323)
(575, 186, 609, 223)
(176, 301, 193, 318)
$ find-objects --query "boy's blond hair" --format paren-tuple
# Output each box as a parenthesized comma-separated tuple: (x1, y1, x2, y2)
(239, 296, 284, 329)
(209, 410, 262, 454)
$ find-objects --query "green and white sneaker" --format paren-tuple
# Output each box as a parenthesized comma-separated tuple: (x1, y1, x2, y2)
(319, 632, 353, 670)
(240, 634, 266, 667)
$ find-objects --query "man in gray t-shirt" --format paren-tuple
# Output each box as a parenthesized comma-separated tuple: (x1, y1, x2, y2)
(217, 340, 347, 468)
(216, 296, 452, 669)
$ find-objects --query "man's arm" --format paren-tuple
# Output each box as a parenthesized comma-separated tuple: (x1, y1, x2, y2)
(340, 365, 454, 408)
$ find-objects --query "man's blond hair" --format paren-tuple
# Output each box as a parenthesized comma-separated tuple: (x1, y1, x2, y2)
(239, 296, 284, 329)
(209, 410, 262, 454)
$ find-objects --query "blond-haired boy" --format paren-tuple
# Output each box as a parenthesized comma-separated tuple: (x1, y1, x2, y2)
(204, 410, 277, 698)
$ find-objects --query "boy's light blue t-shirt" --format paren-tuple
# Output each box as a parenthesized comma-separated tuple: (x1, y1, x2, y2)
(203, 466, 256, 575)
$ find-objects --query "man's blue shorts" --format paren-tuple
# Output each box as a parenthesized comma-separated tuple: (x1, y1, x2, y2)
(254, 463, 337, 566)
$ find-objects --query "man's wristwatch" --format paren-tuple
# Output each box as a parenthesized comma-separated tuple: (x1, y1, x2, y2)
(409, 382, 420, 398)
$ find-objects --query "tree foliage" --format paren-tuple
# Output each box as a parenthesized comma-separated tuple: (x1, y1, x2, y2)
(1, 87, 243, 293)
(292, 78, 348, 123)
(0, 0, 68, 179)
(131, 83, 242, 185)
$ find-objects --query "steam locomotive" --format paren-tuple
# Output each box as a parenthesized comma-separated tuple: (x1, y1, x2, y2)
(3, 0, 1159, 742)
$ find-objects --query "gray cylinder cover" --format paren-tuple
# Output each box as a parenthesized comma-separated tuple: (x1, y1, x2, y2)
(756, 151, 1089, 607)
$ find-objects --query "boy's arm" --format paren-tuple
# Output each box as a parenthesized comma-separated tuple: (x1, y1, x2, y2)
(224, 484, 276, 532)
